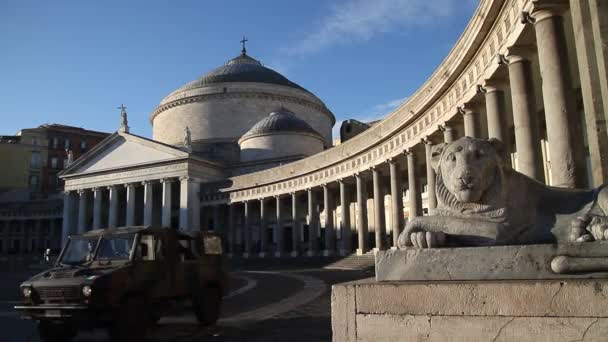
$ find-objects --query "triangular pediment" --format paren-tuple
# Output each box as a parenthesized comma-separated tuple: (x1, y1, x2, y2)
(62, 132, 188, 176)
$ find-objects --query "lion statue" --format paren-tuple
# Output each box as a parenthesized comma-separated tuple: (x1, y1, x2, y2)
(397, 137, 608, 249)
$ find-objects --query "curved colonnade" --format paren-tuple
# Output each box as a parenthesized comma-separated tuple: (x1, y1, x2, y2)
(199, 0, 608, 256)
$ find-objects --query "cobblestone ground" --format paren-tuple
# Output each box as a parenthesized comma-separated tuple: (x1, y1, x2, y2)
(0, 263, 372, 342)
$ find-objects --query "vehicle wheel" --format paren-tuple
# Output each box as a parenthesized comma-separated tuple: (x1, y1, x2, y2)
(38, 321, 76, 342)
(193, 286, 222, 326)
(109, 297, 149, 342)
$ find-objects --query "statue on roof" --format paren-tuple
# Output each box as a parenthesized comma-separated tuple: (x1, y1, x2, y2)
(183, 126, 192, 153)
(118, 104, 129, 133)
(65, 149, 74, 166)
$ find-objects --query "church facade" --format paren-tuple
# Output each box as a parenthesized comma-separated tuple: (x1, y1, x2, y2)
(61, 0, 608, 257)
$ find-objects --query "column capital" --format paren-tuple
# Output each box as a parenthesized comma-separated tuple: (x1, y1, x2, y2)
(421, 136, 433, 145)
(106, 184, 118, 190)
(76, 189, 86, 195)
(404, 148, 415, 156)
(386, 158, 398, 165)
(527, 0, 568, 23)
(438, 124, 453, 132)
(504, 45, 536, 64)
(124, 182, 137, 189)
(63, 190, 73, 195)
(178, 176, 191, 182)
(92, 187, 102, 193)
(457, 105, 474, 116)
(161, 177, 176, 184)
(141, 180, 155, 186)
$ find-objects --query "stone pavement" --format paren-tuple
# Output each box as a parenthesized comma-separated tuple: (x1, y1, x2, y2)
(0, 265, 371, 341)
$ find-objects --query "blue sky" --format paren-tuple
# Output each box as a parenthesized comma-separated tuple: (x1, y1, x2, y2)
(0, 0, 477, 139)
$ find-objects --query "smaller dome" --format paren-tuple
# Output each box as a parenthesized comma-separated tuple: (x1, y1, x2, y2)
(240, 107, 322, 140)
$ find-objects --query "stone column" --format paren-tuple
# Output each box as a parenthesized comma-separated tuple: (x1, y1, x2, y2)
(92, 187, 103, 229)
(528, 7, 586, 187)
(388, 160, 404, 248)
(179, 178, 191, 231)
(291, 193, 299, 257)
(458, 106, 480, 138)
(481, 83, 509, 145)
(423, 139, 437, 211)
(77, 189, 88, 233)
(143, 180, 154, 227)
(307, 188, 319, 256)
(570, 0, 608, 186)
(107, 185, 119, 228)
(339, 180, 352, 255)
(407, 149, 423, 218)
(439, 124, 455, 143)
(125, 183, 136, 226)
(61, 191, 76, 246)
(191, 182, 200, 230)
(503, 49, 544, 181)
(372, 167, 386, 251)
(322, 185, 335, 256)
(227, 204, 235, 255)
(161, 178, 173, 228)
(259, 198, 268, 257)
(243, 201, 252, 257)
(355, 173, 368, 255)
(275, 196, 283, 257)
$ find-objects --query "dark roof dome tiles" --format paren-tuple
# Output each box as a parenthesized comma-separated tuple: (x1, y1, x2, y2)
(240, 107, 323, 140)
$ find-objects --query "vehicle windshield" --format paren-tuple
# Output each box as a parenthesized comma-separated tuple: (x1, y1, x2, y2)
(96, 234, 136, 261)
(60, 237, 99, 265)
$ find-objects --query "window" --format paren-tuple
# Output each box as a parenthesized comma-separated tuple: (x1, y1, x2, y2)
(32, 138, 39, 145)
(29, 175, 39, 189)
(64, 139, 70, 149)
(30, 152, 42, 169)
(80, 140, 87, 151)
(52, 138, 58, 149)
(51, 157, 58, 169)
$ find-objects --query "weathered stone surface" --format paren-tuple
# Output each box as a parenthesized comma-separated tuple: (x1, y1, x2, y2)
(376, 242, 608, 281)
(355, 314, 608, 342)
(332, 279, 608, 341)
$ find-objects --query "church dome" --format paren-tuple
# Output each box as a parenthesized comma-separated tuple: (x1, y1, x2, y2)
(240, 107, 322, 141)
(167, 52, 308, 97)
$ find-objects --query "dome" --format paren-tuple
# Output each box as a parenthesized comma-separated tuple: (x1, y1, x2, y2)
(168, 52, 309, 97)
(240, 107, 322, 141)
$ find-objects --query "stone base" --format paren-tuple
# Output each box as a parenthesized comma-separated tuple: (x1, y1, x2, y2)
(290, 251, 299, 257)
(258, 252, 266, 258)
(323, 250, 334, 257)
(332, 278, 608, 342)
(242, 252, 250, 259)
(339, 249, 351, 256)
(356, 248, 367, 256)
(376, 242, 608, 281)
(307, 250, 317, 257)
(274, 252, 283, 258)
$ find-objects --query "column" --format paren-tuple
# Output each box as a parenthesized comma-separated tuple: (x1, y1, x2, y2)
(504, 48, 544, 181)
(570, 0, 608, 186)
(372, 167, 385, 250)
(191, 181, 201, 230)
(407, 149, 423, 218)
(423, 139, 437, 211)
(61, 191, 76, 246)
(92, 187, 102, 229)
(228, 204, 236, 256)
(243, 201, 251, 257)
(355, 173, 368, 255)
(107, 185, 119, 228)
(125, 183, 136, 226)
(458, 106, 480, 138)
(77, 189, 88, 233)
(388, 160, 404, 248)
(179, 176, 193, 231)
(322, 185, 335, 256)
(307, 188, 319, 256)
(529, 7, 585, 187)
(275, 196, 283, 257)
(339, 180, 352, 255)
(439, 124, 455, 143)
(212, 205, 221, 232)
(291, 193, 300, 257)
(143, 180, 154, 227)
(481, 83, 509, 145)
(259, 199, 268, 257)
(161, 178, 173, 227)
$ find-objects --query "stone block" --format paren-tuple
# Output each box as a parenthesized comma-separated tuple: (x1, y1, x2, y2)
(331, 284, 356, 342)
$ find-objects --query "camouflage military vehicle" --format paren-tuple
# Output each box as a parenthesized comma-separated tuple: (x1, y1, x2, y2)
(15, 226, 226, 342)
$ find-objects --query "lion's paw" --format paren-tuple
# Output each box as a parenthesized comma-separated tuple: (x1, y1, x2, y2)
(409, 231, 446, 249)
(570, 215, 608, 242)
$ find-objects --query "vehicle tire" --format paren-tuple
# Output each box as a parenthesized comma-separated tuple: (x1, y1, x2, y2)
(37, 321, 76, 342)
(193, 286, 222, 326)
(108, 297, 149, 342)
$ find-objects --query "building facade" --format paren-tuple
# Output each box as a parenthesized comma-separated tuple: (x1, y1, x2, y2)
(0, 124, 108, 253)
(60, 0, 608, 257)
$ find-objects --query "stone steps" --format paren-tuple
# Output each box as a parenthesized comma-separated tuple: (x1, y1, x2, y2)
(323, 252, 375, 271)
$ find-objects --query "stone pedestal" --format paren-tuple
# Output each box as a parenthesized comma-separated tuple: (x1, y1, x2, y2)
(332, 278, 608, 342)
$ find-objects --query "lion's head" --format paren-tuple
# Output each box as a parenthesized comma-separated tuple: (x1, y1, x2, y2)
(432, 137, 507, 218)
